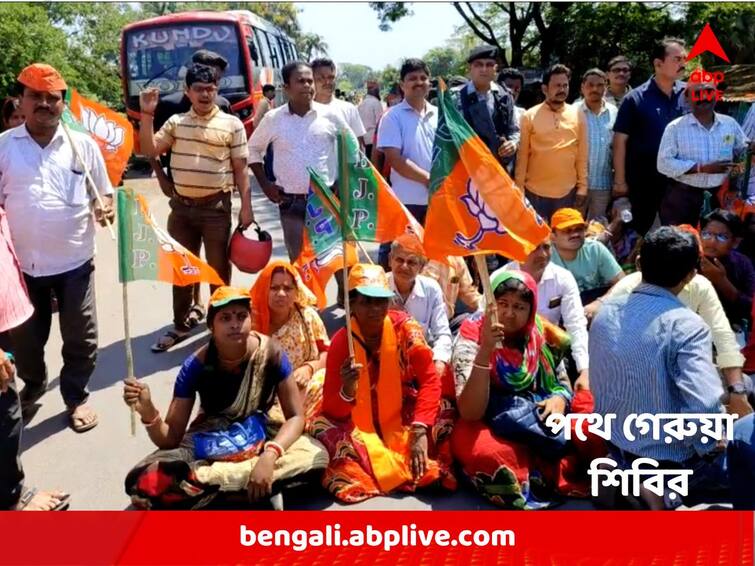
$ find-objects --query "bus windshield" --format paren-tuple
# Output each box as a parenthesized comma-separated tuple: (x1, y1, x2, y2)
(124, 21, 248, 98)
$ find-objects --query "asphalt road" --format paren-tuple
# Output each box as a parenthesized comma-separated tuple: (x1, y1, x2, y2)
(14, 175, 489, 510)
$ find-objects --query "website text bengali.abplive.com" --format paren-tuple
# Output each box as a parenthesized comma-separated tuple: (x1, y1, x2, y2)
(240, 523, 516, 552)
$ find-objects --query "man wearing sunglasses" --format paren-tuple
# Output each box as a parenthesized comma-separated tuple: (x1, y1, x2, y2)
(604, 56, 633, 109)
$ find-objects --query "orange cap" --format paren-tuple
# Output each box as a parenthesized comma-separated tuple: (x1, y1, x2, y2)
(393, 233, 426, 258)
(551, 208, 586, 231)
(17, 63, 67, 93)
(207, 286, 251, 310)
(347, 264, 394, 298)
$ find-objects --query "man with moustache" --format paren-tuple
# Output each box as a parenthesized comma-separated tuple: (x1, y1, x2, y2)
(140, 63, 253, 352)
(311, 58, 366, 149)
(657, 81, 751, 227)
(0, 64, 114, 432)
(549, 208, 625, 323)
(604, 55, 633, 108)
(376, 58, 437, 266)
(613, 38, 688, 235)
(515, 64, 588, 222)
(451, 45, 519, 167)
(248, 61, 352, 261)
(576, 68, 618, 220)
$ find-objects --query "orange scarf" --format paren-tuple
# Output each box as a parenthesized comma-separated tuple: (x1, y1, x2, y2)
(351, 316, 413, 493)
(250, 260, 317, 335)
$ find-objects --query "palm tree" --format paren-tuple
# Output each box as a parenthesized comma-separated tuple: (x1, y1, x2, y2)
(297, 32, 329, 61)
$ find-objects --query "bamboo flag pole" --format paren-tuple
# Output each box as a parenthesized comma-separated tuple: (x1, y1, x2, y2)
(60, 120, 116, 241)
(474, 254, 503, 348)
(123, 281, 137, 436)
(339, 133, 357, 361)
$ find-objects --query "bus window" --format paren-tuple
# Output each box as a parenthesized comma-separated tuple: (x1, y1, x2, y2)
(255, 28, 271, 68)
(247, 37, 259, 65)
(263, 30, 280, 69)
(276, 36, 291, 64)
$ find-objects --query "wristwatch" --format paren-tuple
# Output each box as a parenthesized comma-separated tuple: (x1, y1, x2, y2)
(727, 382, 748, 395)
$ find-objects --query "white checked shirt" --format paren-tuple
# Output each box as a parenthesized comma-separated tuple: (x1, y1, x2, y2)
(388, 273, 453, 364)
(0, 124, 113, 277)
(503, 262, 589, 371)
(657, 112, 749, 188)
(247, 102, 353, 194)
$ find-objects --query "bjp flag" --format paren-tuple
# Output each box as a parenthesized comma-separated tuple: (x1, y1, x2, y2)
(63, 90, 134, 187)
(424, 86, 550, 262)
(117, 188, 224, 286)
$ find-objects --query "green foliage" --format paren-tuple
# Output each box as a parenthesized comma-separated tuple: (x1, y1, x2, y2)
(338, 63, 374, 90)
(368, 2, 413, 31)
(298, 33, 329, 61)
(423, 47, 466, 79)
(0, 2, 302, 111)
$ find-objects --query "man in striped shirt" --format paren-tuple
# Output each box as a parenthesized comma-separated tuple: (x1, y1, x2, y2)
(139, 64, 254, 352)
(590, 227, 755, 509)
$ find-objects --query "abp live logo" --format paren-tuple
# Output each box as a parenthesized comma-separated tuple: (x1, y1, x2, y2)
(686, 23, 730, 102)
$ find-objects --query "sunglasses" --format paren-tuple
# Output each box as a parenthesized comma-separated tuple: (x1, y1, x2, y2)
(701, 230, 731, 243)
(610, 67, 631, 74)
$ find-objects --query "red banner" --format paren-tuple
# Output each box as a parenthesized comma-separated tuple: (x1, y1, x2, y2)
(0, 511, 751, 565)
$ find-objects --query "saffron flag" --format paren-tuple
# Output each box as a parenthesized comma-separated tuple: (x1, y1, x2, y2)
(63, 89, 134, 187)
(294, 172, 357, 308)
(117, 188, 224, 286)
(424, 87, 550, 262)
(337, 130, 425, 242)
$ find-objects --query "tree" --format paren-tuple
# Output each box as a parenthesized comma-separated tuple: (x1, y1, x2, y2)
(380, 65, 400, 91)
(423, 47, 465, 79)
(298, 33, 329, 61)
(369, 2, 413, 31)
(338, 63, 373, 90)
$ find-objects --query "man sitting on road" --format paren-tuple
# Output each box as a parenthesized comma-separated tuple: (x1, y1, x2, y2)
(387, 235, 452, 384)
(549, 208, 625, 323)
(590, 227, 755, 510)
(422, 255, 481, 334)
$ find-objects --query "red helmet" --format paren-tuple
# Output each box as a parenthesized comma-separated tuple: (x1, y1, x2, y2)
(229, 223, 273, 274)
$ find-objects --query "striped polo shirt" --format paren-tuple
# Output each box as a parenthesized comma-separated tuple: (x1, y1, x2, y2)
(155, 106, 248, 199)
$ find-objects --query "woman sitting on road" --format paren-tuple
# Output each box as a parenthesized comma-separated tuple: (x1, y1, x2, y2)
(451, 269, 604, 509)
(312, 264, 456, 503)
(249, 261, 329, 427)
(123, 287, 327, 509)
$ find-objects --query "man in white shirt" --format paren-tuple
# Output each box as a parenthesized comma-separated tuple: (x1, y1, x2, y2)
(248, 61, 353, 261)
(376, 58, 437, 265)
(503, 242, 590, 390)
(358, 80, 384, 159)
(387, 235, 452, 380)
(311, 58, 366, 149)
(657, 80, 750, 226)
(0, 64, 113, 433)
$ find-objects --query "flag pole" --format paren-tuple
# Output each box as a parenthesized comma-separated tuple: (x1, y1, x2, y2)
(123, 280, 137, 436)
(473, 254, 503, 348)
(60, 120, 116, 241)
(339, 133, 357, 361)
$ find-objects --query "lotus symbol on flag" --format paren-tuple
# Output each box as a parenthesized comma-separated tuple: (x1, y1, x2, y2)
(454, 180, 507, 249)
(80, 106, 125, 151)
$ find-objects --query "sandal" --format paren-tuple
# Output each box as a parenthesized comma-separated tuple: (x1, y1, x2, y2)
(187, 304, 206, 329)
(68, 405, 99, 433)
(151, 330, 190, 353)
(17, 488, 70, 511)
